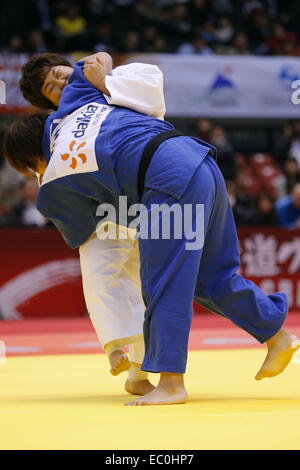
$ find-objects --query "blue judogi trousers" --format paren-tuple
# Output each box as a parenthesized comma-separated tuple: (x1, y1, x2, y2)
(139, 155, 288, 374)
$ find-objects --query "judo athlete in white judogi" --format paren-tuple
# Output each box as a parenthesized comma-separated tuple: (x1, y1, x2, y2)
(78, 60, 166, 394)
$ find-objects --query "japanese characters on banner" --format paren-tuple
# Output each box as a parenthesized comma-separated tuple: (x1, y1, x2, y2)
(128, 54, 300, 118)
(238, 228, 300, 311)
(0, 228, 299, 320)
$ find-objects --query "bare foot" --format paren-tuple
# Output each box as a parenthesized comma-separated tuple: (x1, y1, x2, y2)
(109, 349, 130, 376)
(125, 379, 155, 396)
(125, 385, 187, 406)
(255, 328, 300, 381)
(125, 372, 187, 406)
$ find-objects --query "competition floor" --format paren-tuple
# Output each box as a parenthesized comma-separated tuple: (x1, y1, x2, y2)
(1, 314, 300, 450)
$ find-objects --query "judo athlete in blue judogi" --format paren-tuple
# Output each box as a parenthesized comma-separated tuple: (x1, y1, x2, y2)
(4, 62, 300, 406)
(20, 54, 171, 397)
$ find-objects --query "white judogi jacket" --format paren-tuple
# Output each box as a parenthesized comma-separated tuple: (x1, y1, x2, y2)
(104, 62, 165, 120)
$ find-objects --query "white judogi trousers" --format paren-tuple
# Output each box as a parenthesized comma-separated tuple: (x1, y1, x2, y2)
(79, 229, 145, 364)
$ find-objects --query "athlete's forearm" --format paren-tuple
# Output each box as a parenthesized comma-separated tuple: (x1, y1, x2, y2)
(81, 53, 113, 96)
(80, 52, 113, 74)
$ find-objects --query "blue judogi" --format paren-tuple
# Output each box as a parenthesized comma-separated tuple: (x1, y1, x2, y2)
(139, 159, 287, 373)
(39, 62, 212, 247)
(38, 62, 288, 374)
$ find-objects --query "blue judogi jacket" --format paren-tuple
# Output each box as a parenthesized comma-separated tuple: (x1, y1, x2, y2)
(37, 62, 215, 248)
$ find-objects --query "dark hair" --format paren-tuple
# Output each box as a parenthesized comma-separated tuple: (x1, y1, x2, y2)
(3, 112, 48, 177)
(20, 53, 72, 109)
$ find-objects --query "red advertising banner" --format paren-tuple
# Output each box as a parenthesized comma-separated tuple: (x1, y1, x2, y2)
(0, 228, 299, 320)
(0, 229, 85, 319)
(238, 227, 300, 312)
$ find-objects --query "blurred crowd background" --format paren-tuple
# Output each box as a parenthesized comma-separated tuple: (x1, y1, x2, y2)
(1, 0, 300, 56)
(0, 0, 300, 230)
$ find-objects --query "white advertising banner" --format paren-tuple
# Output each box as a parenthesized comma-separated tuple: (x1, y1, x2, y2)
(130, 54, 300, 118)
(0, 53, 30, 110)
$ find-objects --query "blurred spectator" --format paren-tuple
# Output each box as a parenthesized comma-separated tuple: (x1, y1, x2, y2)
(119, 31, 141, 53)
(55, 6, 86, 38)
(242, 0, 265, 16)
(189, 0, 215, 28)
(0, 152, 14, 227)
(195, 118, 214, 141)
(282, 158, 300, 195)
(113, 0, 135, 5)
(195, 120, 236, 182)
(135, 0, 163, 23)
(226, 180, 237, 209)
(252, 195, 277, 225)
(177, 35, 214, 54)
(275, 183, 300, 229)
(166, 3, 191, 37)
(142, 25, 160, 52)
(218, 31, 251, 54)
(199, 23, 216, 45)
(0, 146, 25, 218)
(277, 11, 294, 32)
(266, 23, 300, 56)
(34, 0, 52, 32)
(215, 16, 234, 44)
(151, 36, 169, 53)
(274, 124, 294, 166)
(280, 121, 300, 167)
(55, 5, 87, 51)
(109, 0, 135, 37)
(92, 23, 113, 53)
(10, 179, 47, 228)
(246, 12, 271, 54)
(213, 0, 234, 15)
(27, 30, 47, 54)
(281, 39, 300, 56)
(4, 36, 25, 54)
(86, 0, 108, 18)
(231, 174, 257, 225)
(209, 125, 236, 181)
(0, 206, 11, 227)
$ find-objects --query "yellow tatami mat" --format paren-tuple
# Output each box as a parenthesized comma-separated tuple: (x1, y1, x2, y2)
(0, 349, 299, 450)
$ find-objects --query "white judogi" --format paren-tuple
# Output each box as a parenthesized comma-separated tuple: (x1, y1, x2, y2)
(78, 63, 165, 363)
